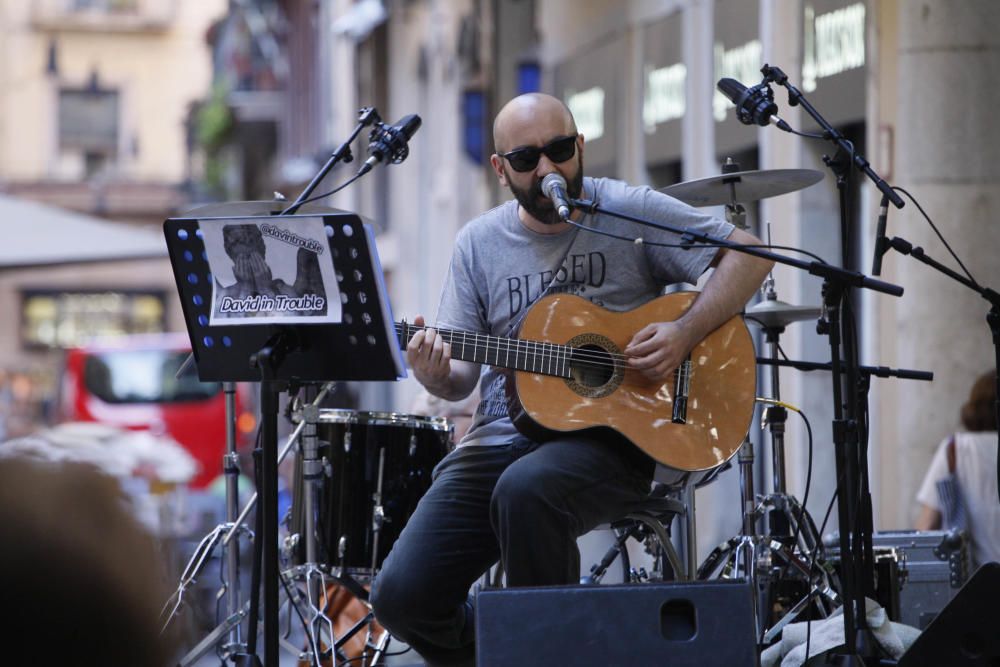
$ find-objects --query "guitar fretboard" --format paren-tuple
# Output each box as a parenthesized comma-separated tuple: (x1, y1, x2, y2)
(395, 322, 573, 379)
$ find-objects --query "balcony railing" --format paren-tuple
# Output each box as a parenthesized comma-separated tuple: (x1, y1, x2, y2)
(31, 0, 177, 33)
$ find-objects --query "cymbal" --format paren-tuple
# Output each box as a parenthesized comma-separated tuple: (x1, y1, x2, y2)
(659, 169, 824, 207)
(745, 299, 821, 329)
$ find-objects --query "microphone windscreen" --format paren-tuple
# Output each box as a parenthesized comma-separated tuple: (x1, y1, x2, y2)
(397, 114, 422, 140)
(716, 78, 748, 105)
(541, 172, 567, 198)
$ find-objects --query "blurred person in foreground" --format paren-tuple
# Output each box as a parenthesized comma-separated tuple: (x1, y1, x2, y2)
(368, 92, 772, 666)
(0, 458, 174, 666)
(916, 369, 999, 567)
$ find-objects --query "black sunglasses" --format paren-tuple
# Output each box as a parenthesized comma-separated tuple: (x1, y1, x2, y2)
(500, 134, 578, 172)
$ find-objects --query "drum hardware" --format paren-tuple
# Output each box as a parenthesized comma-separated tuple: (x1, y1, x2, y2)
(369, 446, 388, 576)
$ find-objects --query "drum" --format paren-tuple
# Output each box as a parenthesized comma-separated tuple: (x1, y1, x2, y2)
(291, 410, 452, 576)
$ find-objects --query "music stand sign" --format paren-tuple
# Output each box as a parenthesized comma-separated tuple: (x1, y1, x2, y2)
(200, 217, 342, 326)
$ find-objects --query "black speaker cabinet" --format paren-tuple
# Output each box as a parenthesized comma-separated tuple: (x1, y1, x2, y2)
(476, 580, 757, 667)
(899, 561, 1000, 666)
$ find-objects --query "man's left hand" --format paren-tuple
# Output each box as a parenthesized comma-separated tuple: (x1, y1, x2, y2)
(624, 321, 695, 384)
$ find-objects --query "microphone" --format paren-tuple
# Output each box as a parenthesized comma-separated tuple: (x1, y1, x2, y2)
(358, 114, 422, 175)
(871, 192, 890, 276)
(541, 173, 572, 221)
(716, 78, 792, 132)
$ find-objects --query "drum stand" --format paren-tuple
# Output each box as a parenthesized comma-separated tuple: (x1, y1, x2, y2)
(697, 275, 837, 644)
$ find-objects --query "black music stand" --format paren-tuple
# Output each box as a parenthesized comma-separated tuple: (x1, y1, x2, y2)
(164, 204, 404, 666)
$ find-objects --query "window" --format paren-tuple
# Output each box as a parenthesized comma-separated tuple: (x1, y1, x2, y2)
(58, 87, 119, 176)
(71, 0, 139, 12)
(21, 289, 166, 349)
(83, 350, 219, 404)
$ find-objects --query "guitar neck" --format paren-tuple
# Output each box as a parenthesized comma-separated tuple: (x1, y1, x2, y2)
(394, 322, 572, 378)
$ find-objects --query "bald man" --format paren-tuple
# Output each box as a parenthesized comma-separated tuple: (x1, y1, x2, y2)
(370, 93, 772, 665)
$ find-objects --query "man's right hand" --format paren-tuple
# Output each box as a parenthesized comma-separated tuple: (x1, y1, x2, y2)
(406, 315, 453, 391)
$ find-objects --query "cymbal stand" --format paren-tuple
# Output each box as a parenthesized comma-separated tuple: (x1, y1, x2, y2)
(755, 285, 837, 642)
(694, 202, 834, 642)
(696, 159, 771, 639)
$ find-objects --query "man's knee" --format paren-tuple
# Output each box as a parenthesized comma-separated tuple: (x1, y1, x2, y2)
(370, 566, 417, 634)
(490, 463, 558, 518)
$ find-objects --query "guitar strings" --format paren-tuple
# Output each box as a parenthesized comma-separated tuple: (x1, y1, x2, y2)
(396, 323, 690, 370)
(397, 323, 695, 378)
(398, 322, 636, 366)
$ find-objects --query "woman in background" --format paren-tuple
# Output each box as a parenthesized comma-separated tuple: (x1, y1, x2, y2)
(916, 369, 999, 567)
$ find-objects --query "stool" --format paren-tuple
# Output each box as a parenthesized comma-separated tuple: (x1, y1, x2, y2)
(479, 482, 695, 589)
(582, 483, 689, 584)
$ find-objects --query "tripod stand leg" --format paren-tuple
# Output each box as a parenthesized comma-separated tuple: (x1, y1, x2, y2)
(159, 524, 227, 633)
(367, 626, 392, 666)
(176, 606, 250, 667)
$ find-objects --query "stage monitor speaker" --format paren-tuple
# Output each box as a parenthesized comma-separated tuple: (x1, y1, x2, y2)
(899, 561, 1000, 666)
(476, 580, 757, 667)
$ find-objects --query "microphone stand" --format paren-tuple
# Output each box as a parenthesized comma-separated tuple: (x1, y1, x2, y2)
(760, 62, 906, 664)
(280, 106, 381, 215)
(566, 194, 902, 666)
(244, 106, 380, 665)
(881, 235, 1000, 504)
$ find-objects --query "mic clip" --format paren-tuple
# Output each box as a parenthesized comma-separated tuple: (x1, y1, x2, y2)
(569, 197, 598, 215)
(367, 122, 410, 164)
(735, 81, 777, 126)
(358, 106, 382, 127)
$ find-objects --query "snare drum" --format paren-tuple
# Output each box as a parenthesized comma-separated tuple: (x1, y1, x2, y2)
(290, 410, 452, 576)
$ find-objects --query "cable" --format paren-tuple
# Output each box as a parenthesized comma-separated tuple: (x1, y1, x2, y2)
(786, 127, 827, 139)
(892, 186, 979, 286)
(286, 171, 365, 210)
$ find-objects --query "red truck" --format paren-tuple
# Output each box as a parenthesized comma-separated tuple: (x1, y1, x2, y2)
(59, 333, 256, 488)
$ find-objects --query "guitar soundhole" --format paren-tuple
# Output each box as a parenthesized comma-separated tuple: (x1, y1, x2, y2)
(564, 334, 623, 399)
(570, 344, 614, 387)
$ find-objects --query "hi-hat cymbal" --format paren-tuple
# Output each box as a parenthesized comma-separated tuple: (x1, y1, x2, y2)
(746, 299, 821, 329)
(660, 169, 824, 207)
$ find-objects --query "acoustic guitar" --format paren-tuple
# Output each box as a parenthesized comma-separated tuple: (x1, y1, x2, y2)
(396, 292, 756, 473)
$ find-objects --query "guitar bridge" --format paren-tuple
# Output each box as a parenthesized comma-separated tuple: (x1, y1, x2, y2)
(672, 357, 692, 424)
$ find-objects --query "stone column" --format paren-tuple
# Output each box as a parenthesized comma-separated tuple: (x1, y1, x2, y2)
(877, 0, 1000, 527)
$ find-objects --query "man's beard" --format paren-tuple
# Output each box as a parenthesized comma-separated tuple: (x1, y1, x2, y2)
(507, 158, 584, 226)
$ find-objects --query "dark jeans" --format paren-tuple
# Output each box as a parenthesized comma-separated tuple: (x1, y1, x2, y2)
(369, 435, 653, 667)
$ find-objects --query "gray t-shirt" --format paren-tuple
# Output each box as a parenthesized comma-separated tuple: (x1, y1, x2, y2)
(435, 176, 735, 446)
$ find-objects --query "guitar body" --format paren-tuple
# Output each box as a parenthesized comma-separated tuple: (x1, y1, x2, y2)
(504, 292, 756, 473)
